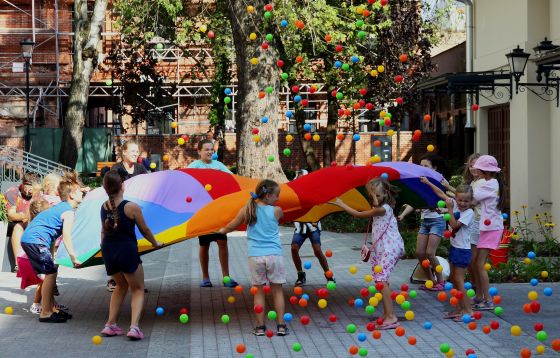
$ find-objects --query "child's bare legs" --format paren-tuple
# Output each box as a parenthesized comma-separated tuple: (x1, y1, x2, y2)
(415, 234, 433, 279)
(253, 285, 266, 326)
(107, 273, 128, 325)
(426, 234, 443, 283)
(469, 244, 481, 300)
(311, 243, 330, 272)
(476, 248, 491, 303)
(379, 282, 397, 324)
(270, 283, 285, 325)
(123, 265, 145, 328)
(34, 282, 42, 304)
(39, 272, 57, 317)
(454, 266, 472, 315)
(216, 239, 230, 277)
(11, 224, 24, 261)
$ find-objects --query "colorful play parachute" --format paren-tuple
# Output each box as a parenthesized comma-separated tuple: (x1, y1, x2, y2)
(56, 162, 443, 267)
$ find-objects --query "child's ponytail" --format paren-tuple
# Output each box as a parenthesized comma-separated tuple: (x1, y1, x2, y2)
(495, 171, 507, 211)
(245, 179, 279, 226)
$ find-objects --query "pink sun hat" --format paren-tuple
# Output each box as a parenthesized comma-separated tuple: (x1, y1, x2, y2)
(473, 155, 501, 172)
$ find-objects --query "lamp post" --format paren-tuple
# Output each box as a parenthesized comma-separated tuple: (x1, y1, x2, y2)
(20, 39, 35, 153)
(505, 45, 531, 94)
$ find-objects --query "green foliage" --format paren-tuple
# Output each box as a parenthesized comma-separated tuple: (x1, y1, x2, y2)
(0, 194, 8, 223)
(321, 212, 369, 233)
(509, 207, 558, 257)
(487, 257, 560, 283)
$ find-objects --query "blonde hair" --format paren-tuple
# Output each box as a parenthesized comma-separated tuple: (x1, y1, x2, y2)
(462, 153, 482, 184)
(456, 184, 473, 199)
(365, 177, 400, 208)
(29, 199, 50, 221)
(42, 173, 62, 195)
(244, 179, 279, 226)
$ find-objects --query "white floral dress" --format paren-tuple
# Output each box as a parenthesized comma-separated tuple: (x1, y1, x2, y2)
(369, 204, 404, 282)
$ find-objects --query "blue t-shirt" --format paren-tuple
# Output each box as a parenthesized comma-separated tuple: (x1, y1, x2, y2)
(247, 204, 283, 257)
(21, 201, 73, 246)
(187, 160, 232, 173)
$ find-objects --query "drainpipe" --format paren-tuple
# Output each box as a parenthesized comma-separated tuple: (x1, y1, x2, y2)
(457, 0, 474, 128)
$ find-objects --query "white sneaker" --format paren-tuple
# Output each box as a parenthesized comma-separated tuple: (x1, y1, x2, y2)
(30, 303, 41, 314)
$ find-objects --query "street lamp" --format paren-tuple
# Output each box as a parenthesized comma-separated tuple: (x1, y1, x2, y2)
(20, 38, 35, 152)
(505, 45, 531, 93)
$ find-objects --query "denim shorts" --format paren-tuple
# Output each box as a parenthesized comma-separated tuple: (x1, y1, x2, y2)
(449, 246, 472, 268)
(419, 217, 446, 238)
(291, 230, 321, 246)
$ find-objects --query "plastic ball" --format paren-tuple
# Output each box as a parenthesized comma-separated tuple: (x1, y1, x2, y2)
(370, 155, 381, 163)
(357, 332, 367, 342)
(484, 263, 492, 271)
(553, 339, 560, 351)
(264, 11, 272, 19)
(425, 280, 434, 289)
(528, 291, 538, 301)
(281, 72, 289, 80)
(365, 305, 375, 315)
(511, 325, 522, 336)
(528, 251, 536, 259)
(349, 345, 359, 355)
(409, 290, 417, 299)
(334, 61, 342, 68)
(267, 311, 277, 321)
(318, 299, 328, 309)
(298, 298, 308, 307)
(395, 326, 405, 336)
(421, 259, 431, 268)
(294, 95, 302, 103)
(224, 96, 232, 103)
(313, 134, 321, 142)
(502, 213, 508, 220)
(536, 330, 548, 341)
(351, 55, 360, 63)
(488, 287, 498, 296)
(427, 144, 435, 152)
(440, 343, 451, 353)
(341, 63, 350, 71)
(374, 265, 382, 274)
(536, 345, 546, 354)
(399, 301, 410, 310)
(423, 321, 432, 329)
(204, 184, 212, 192)
(292, 343, 302, 352)
(467, 289, 476, 298)
(156, 307, 165, 316)
(267, 155, 275, 162)
(179, 314, 189, 323)
(543, 287, 553, 296)
(346, 323, 357, 334)
(280, 19, 288, 27)
(377, 65, 385, 73)
(435, 265, 443, 273)
(336, 92, 344, 100)
(524, 258, 532, 264)
(541, 271, 549, 278)
(253, 305, 263, 314)
(404, 310, 415, 320)
(286, 110, 294, 118)
(358, 348, 368, 357)
(462, 314, 472, 324)
(530, 278, 539, 286)
(354, 298, 364, 308)
(484, 219, 491, 225)
(178, 138, 185, 145)
(349, 265, 358, 274)
(221, 314, 230, 324)
(368, 296, 378, 306)
(92, 335, 102, 345)
(327, 281, 336, 290)
(444, 213, 452, 221)
(227, 296, 235, 304)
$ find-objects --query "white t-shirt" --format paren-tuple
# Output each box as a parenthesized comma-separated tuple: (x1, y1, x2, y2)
(450, 203, 474, 249)
(420, 209, 442, 219)
(473, 178, 503, 232)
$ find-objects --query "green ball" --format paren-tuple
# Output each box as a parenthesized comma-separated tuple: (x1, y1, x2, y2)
(368, 285, 377, 294)
(346, 323, 357, 333)
(365, 305, 375, 315)
(494, 306, 503, 315)
(439, 343, 450, 353)
(437, 200, 446, 208)
(265, 86, 274, 94)
(264, 11, 272, 19)
(327, 281, 336, 290)
(156, 43, 164, 50)
(356, 20, 364, 28)
(179, 314, 189, 323)
(341, 63, 350, 71)
(358, 347, 368, 357)
(409, 290, 417, 299)
(245, 354, 254, 358)
(105, 79, 113, 86)
(401, 301, 411, 310)
(266, 33, 273, 41)
(267, 311, 277, 320)
(378, 119, 385, 127)
(536, 330, 548, 341)
(221, 314, 230, 324)
(292, 343, 302, 352)
(336, 92, 344, 100)
(466, 289, 476, 298)
(223, 276, 231, 284)
(358, 31, 366, 39)
(281, 73, 289, 80)
(385, 113, 392, 119)
(443, 213, 451, 221)
(283, 148, 291, 156)
(267, 155, 275, 162)
(224, 97, 232, 104)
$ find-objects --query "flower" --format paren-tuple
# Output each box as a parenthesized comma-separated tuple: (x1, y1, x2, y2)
(513, 210, 520, 215)
(0, 196, 7, 223)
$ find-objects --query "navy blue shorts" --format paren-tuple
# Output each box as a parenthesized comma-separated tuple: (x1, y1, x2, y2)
(198, 233, 227, 246)
(292, 230, 321, 247)
(101, 240, 142, 276)
(449, 246, 472, 268)
(21, 243, 58, 275)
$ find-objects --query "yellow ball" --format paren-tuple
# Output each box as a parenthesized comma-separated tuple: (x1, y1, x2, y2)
(356, 7, 364, 14)
(312, 134, 321, 142)
(387, 129, 395, 136)
(92, 335, 102, 345)
(318, 299, 328, 309)
(404, 310, 415, 321)
(162, 154, 170, 162)
(370, 69, 378, 77)
(250, 57, 258, 65)
(510, 325, 522, 336)
(425, 280, 434, 289)
(524, 258, 532, 265)
(246, 5, 255, 13)
(370, 155, 381, 164)
(536, 345, 546, 354)
(170, 121, 178, 129)
(377, 65, 385, 73)
(253, 134, 261, 143)
(4, 306, 13, 315)
(227, 296, 236, 304)
(395, 294, 405, 305)
(374, 293, 383, 301)
(199, 24, 207, 33)
(285, 134, 293, 142)
(541, 270, 549, 278)
(528, 291, 538, 301)
(445, 348, 455, 358)
(249, 33, 257, 41)
(484, 263, 492, 271)
(435, 265, 443, 273)
(427, 144, 435, 152)
(177, 138, 185, 145)
(149, 162, 156, 169)
(374, 265, 382, 273)
(205, 184, 212, 192)
(349, 265, 358, 274)
(364, 274, 373, 282)
(379, 110, 387, 118)
(368, 297, 379, 307)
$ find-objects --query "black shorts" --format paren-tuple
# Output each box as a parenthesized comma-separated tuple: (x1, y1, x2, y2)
(199, 233, 227, 246)
(21, 243, 58, 275)
(101, 240, 142, 276)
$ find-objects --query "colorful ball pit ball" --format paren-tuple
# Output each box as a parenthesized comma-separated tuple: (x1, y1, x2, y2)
(353, 134, 360, 141)
(544, 287, 553, 296)
(179, 314, 189, 323)
(530, 278, 539, 286)
(357, 332, 367, 342)
(528, 251, 536, 259)
(292, 343, 302, 352)
(156, 307, 165, 316)
(280, 19, 288, 27)
(488, 287, 498, 296)
(354, 299, 364, 308)
(347, 324, 358, 333)
(423, 321, 432, 329)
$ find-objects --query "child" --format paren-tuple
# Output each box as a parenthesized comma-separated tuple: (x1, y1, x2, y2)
(421, 178, 475, 320)
(99, 170, 162, 340)
(331, 178, 403, 330)
(20, 172, 83, 323)
(399, 154, 448, 291)
(218, 180, 288, 336)
(471, 155, 504, 310)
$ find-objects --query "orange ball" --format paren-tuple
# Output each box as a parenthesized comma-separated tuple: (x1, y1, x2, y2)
(325, 249, 333, 257)
(468, 322, 477, 330)
(372, 330, 381, 339)
(493, 295, 502, 304)
(437, 292, 447, 302)
(325, 270, 333, 278)
(374, 140, 381, 147)
(298, 298, 308, 307)
(304, 133, 312, 141)
(450, 288, 458, 297)
(399, 54, 409, 63)
(423, 114, 431, 122)
(234, 285, 243, 294)
(296, 56, 303, 63)
(294, 287, 303, 295)
(523, 303, 532, 314)
(250, 286, 258, 295)
(449, 297, 459, 306)
(421, 259, 430, 268)
(236, 343, 246, 353)
(552, 339, 560, 351)
(395, 326, 405, 337)
(520, 348, 531, 358)
(336, 133, 344, 140)
(482, 325, 491, 334)
(408, 336, 417, 345)
(258, 91, 266, 99)
(349, 345, 359, 355)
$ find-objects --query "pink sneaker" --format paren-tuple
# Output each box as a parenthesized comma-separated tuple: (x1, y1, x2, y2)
(101, 324, 124, 337)
(127, 326, 144, 341)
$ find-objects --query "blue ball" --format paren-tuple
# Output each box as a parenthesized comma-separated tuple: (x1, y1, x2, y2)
(303, 261, 312, 269)
(445, 282, 453, 291)
(423, 321, 432, 330)
(283, 313, 293, 322)
(302, 293, 310, 301)
(502, 213, 508, 220)
(334, 61, 342, 68)
(488, 287, 498, 296)
(286, 110, 293, 118)
(351, 55, 359, 63)
(224, 88, 232, 95)
(357, 332, 367, 342)
(156, 307, 164, 316)
(528, 251, 536, 259)
(462, 314, 471, 324)
(354, 298, 364, 308)
(280, 20, 288, 27)
(464, 282, 472, 290)
(544, 287, 553, 296)
(303, 123, 312, 131)
(211, 153, 218, 160)
(353, 133, 360, 141)
(381, 173, 389, 179)
(261, 116, 268, 123)
(468, 355, 477, 358)
(454, 212, 461, 219)
(294, 95, 302, 103)
(530, 278, 539, 286)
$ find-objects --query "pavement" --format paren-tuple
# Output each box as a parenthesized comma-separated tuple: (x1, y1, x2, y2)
(0, 227, 558, 357)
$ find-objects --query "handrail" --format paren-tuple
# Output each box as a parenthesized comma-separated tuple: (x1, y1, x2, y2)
(0, 145, 71, 179)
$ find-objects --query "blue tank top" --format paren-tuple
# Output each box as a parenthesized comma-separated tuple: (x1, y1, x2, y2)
(100, 200, 137, 243)
(21, 201, 73, 246)
(246, 204, 282, 257)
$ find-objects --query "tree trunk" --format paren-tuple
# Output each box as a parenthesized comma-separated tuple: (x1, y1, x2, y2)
(322, 95, 338, 166)
(295, 108, 320, 171)
(59, 0, 108, 168)
(227, 0, 287, 182)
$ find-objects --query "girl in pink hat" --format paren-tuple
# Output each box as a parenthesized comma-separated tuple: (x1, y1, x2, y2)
(470, 154, 505, 310)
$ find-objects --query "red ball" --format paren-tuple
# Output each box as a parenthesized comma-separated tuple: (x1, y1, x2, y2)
(366, 322, 376, 331)
(484, 219, 491, 226)
(331, 90, 338, 98)
(400, 284, 409, 292)
(207, 31, 215, 39)
(374, 140, 381, 147)
(254, 304, 263, 313)
(338, 108, 345, 116)
(252, 128, 259, 135)
(395, 97, 403, 105)
(261, 42, 269, 50)
(384, 119, 392, 126)
(530, 300, 541, 313)
(348, 298, 355, 307)
(394, 75, 404, 83)
(236, 343, 246, 353)
(264, 3, 273, 11)
(301, 99, 309, 107)
(181, 134, 189, 140)
(366, 103, 374, 110)
(534, 322, 544, 332)
(300, 315, 310, 325)
(353, 103, 361, 110)
(471, 104, 479, 111)
(185, 196, 192, 203)
(359, 88, 367, 96)
(380, 0, 388, 6)
(360, 288, 369, 298)
(375, 282, 384, 291)
(473, 311, 482, 320)
(444, 230, 452, 239)
(376, 317, 384, 325)
(490, 320, 500, 330)
(292, 85, 300, 93)
(329, 314, 337, 322)
(265, 329, 274, 338)
(330, 161, 337, 167)
(318, 288, 329, 298)
(349, 345, 359, 355)
(335, 44, 343, 52)
(390, 291, 398, 300)
(466, 349, 476, 356)
(180, 307, 189, 315)
(276, 59, 284, 67)
(263, 285, 271, 294)
(454, 291, 464, 300)
(423, 114, 431, 122)
(359, 99, 366, 107)
(289, 296, 298, 305)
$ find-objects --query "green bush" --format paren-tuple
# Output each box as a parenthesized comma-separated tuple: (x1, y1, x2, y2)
(488, 257, 560, 283)
(321, 212, 369, 233)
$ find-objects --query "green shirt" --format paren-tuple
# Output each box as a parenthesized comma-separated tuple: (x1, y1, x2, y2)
(187, 160, 232, 173)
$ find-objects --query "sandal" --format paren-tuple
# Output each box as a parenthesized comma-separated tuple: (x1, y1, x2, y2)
(443, 311, 461, 319)
(377, 321, 400, 330)
(277, 324, 289, 336)
(253, 325, 266, 336)
(428, 282, 446, 291)
(453, 315, 473, 323)
(473, 301, 494, 311)
(38, 312, 67, 323)
(200, 279, 213, 288)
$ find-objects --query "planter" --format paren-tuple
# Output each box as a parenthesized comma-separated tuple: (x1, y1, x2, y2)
(489, 228, 515, 267)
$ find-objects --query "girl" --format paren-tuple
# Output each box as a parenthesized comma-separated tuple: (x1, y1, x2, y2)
(99, 170, 162, 340)
(41, 173, 62, 206)
(331, 178, 403, 330)
(399, 154, 448, 291)
(421, 178, 475, 320)
(20, 172, 83, 323)
(471, 155, 504, 310)
(218, 180, 288, 336)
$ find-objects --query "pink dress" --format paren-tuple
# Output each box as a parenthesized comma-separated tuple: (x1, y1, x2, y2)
(369, 204, 404, 282)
